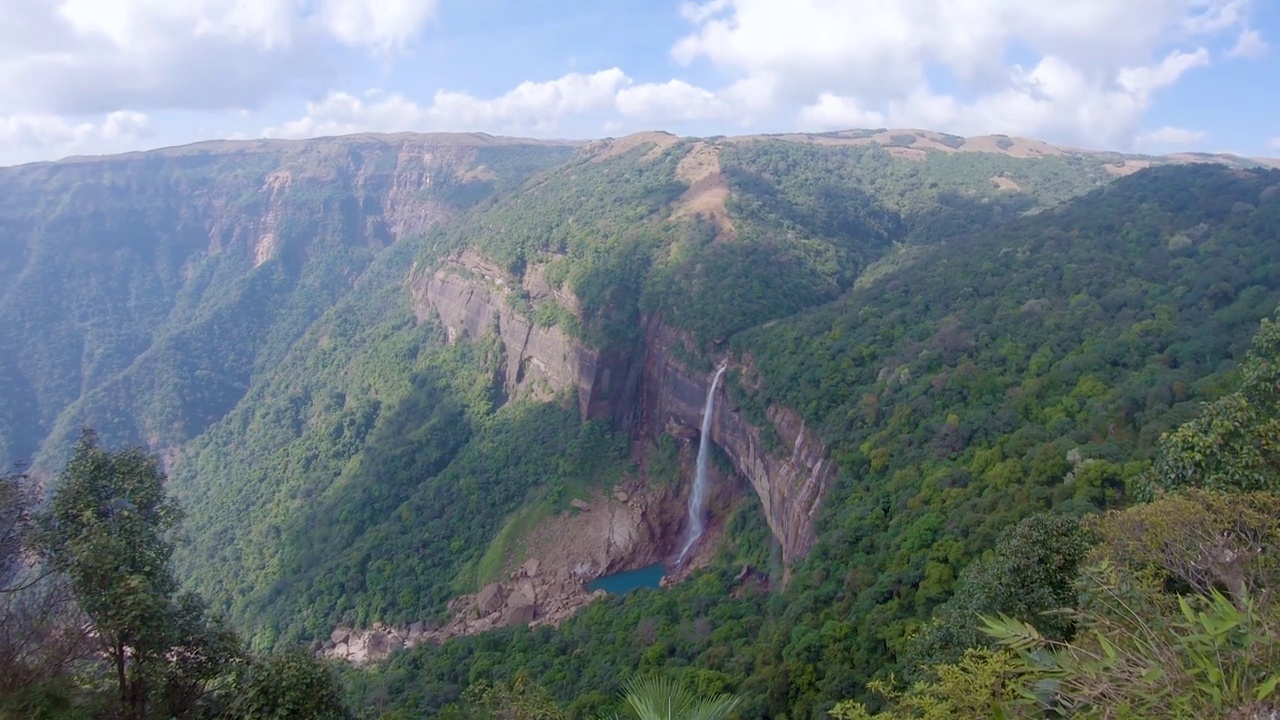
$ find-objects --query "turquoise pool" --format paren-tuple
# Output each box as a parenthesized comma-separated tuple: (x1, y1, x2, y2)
(587, 563, 666, 594)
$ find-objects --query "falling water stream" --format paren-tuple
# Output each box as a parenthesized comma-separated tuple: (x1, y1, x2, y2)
(677, 365, 727, 565)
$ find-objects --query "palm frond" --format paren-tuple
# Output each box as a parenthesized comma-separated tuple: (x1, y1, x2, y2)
(688, 693, 740, 720)
(619, 675, 739, 720)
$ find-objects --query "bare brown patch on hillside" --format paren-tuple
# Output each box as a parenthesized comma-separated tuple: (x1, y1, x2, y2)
(1167, 152, 1233, 166)
(961, 135, 1065, 158)
(585, 131, 681, 163)
(878, 130, 963, 152)
(671, 142, 736, 239)
(460, 164, 499, 183)
(795, 134, 877, 146)
(888, 147, 927, 161)
(990, 174, 1021, 191)
(1103, 159, 1153, 176)
(251, 170, 292, 267)
(727, 132, 877, 147)
(727, 129, 1074, 159)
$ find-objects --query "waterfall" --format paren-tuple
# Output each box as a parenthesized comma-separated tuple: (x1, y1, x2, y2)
(677, 365, 727, 565)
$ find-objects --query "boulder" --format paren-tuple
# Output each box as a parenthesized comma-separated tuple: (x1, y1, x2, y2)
(476, 583, 506, 616)
(505, 602, 536, 626)
(517, 557, 541, 578)
(367, 632, 393, 656)
(330, 628, 350, 645)
(570, 498, 591, 511)
(508, 583, 536, 610)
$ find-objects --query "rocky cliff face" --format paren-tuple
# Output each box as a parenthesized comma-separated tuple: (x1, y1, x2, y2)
(411, 251, 836, 567)
(639, 320, 836, 564)
(206, 135, 487, 264)
(409, 250, 639, 421)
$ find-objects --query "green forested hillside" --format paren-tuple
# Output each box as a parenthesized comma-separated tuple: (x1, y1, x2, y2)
(733, 163, 1280, 709)
(0, 137, 574, 470)
(165, 145, 683, 646)
(646, 140, 1111, 344)
(161, 135, 1132, 649)
(330, 162, 1280, 719)
(3, 130, 1279, 720)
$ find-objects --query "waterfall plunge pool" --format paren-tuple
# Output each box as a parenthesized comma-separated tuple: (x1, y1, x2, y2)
(587, 564, 666, 594)
(588, 367, 724, 596)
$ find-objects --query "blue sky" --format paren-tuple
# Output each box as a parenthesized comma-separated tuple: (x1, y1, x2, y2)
(1, 0, 1278, 166)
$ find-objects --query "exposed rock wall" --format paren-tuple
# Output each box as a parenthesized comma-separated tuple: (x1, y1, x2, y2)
(640, 319, 836, 564)
(322, 249, 840, 663)
(409, 250, 636, 421)
(206, 138, 504, 266)
(411, 251, 837, 566)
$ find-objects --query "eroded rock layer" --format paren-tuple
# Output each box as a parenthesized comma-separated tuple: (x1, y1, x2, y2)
(412, 252, 836, 566)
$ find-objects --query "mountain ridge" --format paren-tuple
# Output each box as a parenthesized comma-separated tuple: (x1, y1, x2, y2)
(8, 126, 1278, 171)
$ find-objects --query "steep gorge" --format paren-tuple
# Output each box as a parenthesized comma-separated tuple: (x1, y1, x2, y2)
(322, 475, 699, 663)
(11, 130, 1275, 671)
(0, 133, 575, 471)
(410, 249, 835, 582)
(295, 246, 818, 659)
(641, 319, 836, 565)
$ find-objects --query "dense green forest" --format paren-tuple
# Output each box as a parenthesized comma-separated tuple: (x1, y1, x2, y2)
(730, 163, 1280, 707)
(161, 136, 1136, 648)
(328, 160, 1280, 719)
(3, 131, 1280, 719)
(0, 137, 574, 471)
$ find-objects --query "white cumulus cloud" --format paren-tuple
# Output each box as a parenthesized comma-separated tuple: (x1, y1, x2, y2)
(54, 0, 296, 49)
(1117, 48, 1212, 95)
(615, 80, 727, 121)
(0, 110, 151, 165)
(317, 0, 440, 51)
(265, 70, 631, 138)
(1135, 126, 1207, 149)
(797, 94, 885, 130)
(0, 0, 440, 117)
(671, 0, 1251, 148)
(1227, 28, 1268, 58)
(0, 0, 1267, 163)
(792, 49, 1212, 148)
(433, 69, 628, 129)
